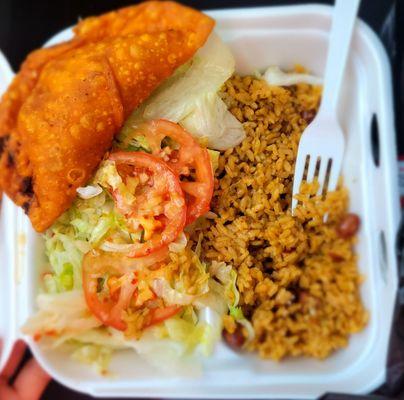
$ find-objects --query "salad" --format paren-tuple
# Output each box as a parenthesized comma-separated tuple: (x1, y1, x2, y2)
(23, 33, 252, 373)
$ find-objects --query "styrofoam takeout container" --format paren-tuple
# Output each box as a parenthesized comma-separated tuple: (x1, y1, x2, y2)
(0, 4, 400, 398)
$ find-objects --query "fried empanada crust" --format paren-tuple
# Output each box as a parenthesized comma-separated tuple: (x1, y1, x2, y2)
(0, 1, 214, 231)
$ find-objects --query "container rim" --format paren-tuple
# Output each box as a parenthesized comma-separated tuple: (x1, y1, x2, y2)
(0, 3, 399, 398)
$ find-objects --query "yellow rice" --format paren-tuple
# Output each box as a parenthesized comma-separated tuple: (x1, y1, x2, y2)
(200, 74, 368, 360)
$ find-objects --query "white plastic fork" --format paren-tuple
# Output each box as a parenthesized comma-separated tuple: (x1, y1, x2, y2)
(291, 0, 361, 212)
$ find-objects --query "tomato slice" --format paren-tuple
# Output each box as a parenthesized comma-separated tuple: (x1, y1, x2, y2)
(108, 151, 186, 258)
(82, 249, 169, 331)
(83, 251, 136, 331)
(132, 119, 214, 224)
(146, 305, 182, 327)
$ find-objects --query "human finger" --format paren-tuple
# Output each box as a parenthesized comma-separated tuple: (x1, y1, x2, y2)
(0, 341, 26, 380)
(13, 358, 50, 400)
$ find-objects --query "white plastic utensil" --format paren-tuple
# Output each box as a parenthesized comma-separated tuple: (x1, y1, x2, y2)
(291, 0, 361, 211)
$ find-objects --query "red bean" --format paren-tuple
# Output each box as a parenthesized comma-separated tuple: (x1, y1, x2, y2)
(301, 109, 316, 124)
(298, 291, 309, 304)
(329, 252, 345, 262)
(223, 325, 245, 350)
(337, 213, 361, 238)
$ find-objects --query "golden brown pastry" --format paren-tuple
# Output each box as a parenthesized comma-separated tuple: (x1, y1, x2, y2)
(0, 1, 214, 231)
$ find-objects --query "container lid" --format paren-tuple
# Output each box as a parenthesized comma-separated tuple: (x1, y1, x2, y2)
(0, 50, 13, 93)
(0, 51, 15, 373)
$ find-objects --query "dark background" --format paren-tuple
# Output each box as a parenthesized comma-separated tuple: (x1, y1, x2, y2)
(0, 0, 397, 71)
(1, 0, 402, 399)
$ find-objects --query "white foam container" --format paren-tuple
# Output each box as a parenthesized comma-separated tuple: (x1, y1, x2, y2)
(0, 4, 400, 398)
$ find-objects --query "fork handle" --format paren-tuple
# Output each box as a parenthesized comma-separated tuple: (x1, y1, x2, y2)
(320, 0, 361, 114)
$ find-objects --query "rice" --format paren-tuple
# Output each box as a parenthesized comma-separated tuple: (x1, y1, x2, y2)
(199, 74, 368, 360)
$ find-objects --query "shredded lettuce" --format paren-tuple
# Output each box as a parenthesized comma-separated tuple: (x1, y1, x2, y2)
(54, 319, 210, 376)
(209, 261, 254, 342)
(196, 307, 223, 355)
(152, 246, 210, 306)
(181, 305, 199, 325)
(229, 305, 255, 343)
(229, 305, 244, 320)
(151, 278, 196, 306)
(76, 184, 103, 199)
(179, 92, 245, 150)
(116, 116, 152, 152)
(72, 343, 112, 375)
(164, 317, 206, 353)
(126, 135, 151, 153)
(23, 291, 102, 337)
(168, 232, 187, 253)
(115, 104, 146, 150)
(45, 232, 86, 290)
(209, 261, 239, 308)
(111, 327, 203, 377)
(93, 161, 123, 191)
(208, 149, 220, 173)
(44, 187, 133, 293)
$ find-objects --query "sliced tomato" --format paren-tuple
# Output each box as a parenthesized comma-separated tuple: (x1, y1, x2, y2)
(132, 119, 214, 224)
(83, 251, 136, 331)
(82, 249, 168, 331)
(146, 305, 182, 327)
(108, 151, 186, 258)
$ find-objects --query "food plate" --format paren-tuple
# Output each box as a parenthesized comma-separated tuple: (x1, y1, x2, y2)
(0, 4, 400, 399)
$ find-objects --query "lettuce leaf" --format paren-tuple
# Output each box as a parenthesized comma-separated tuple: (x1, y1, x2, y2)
(209, 261, 255, 342)
(44, 175, 136, 294)
(180, 92, 245, 151)
(209, 261, 239, 307)
(22, 290, 102, 337)
(120, 33, 245, 151)
(208, 149, 220, 173)
(72, 343, 112, 375)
